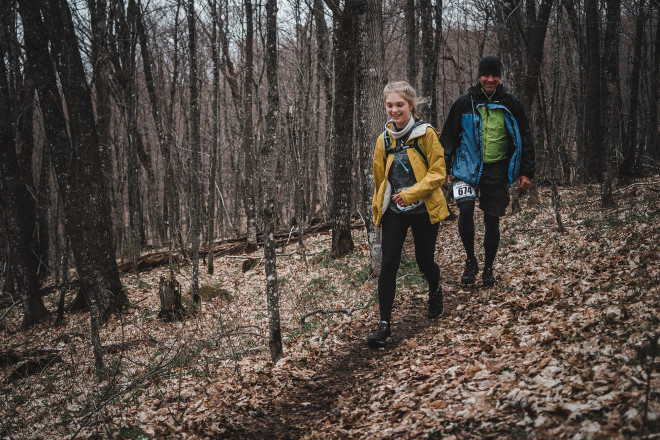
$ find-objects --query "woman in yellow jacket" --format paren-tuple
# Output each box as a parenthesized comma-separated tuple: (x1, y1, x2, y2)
(367, 81, 449, 348)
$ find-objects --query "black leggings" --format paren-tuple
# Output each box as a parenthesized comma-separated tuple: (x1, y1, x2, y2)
(457, 199, 500, 269)
(377, 211, 440, 323)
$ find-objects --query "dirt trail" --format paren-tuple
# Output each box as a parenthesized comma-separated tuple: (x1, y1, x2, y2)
(214, 280, 466, 439)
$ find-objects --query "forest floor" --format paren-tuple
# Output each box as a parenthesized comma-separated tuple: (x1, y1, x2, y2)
(1, 177, 659, 439)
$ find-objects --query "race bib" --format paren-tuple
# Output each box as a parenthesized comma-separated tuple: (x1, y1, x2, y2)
(393, 187, 424, 212)
(452, 180, 477, 200)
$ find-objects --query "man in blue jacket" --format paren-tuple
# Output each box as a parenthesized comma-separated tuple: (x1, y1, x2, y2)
(440, 55, 535, 286)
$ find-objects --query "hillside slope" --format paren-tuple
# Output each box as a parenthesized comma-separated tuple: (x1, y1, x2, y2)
(1, 179, 658, 439)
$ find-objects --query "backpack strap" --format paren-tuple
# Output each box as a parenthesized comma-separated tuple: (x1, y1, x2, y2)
(384, 130, 429, 169)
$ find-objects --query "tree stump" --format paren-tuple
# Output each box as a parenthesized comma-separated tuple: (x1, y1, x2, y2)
(158, 276, 184, 321)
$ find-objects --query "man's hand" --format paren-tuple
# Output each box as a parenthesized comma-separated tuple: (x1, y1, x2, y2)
(517, 176, 531, 192)
(443, 175, 453, 190)
(391, 193, 405, 207)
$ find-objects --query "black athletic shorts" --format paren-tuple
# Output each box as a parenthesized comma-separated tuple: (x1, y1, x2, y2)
(457, 160, 510, 217)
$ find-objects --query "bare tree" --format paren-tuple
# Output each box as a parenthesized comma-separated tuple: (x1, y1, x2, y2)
(188, 0, 202, 297)
(329, 0, 356, 258)
(263, 0, 283, 363)
(206, 0, 220, 274)
(19, 0, 126, 321)
(600, 0, 622, 207)
(405, 0, 417, 87)
(585, 0, 603, 182)
(0, 32, 48, 328)
(621, 0, 646, 183)
(420, 0, 439, 125)
(244, 0, 258, 253)
(313, 0, 332, 217)
(355, 0, 384, 275)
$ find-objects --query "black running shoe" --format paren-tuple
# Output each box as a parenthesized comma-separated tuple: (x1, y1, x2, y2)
(482, 267, 496, 286)
(461, 259, 479, 284)
(427, 285, 444, 318)
(367, 321, 391, 348)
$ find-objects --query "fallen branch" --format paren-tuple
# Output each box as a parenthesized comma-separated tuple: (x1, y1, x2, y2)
(3, 350, 62, 383)
(212, 331, 268, 341)
(300, 304, 371, 326)
(0, 348, 61, 368)
(0, 300, 19, 322)
(102, 338, 161, 354)
(613, 180, 660, 193)
(71, 349, 183, 440)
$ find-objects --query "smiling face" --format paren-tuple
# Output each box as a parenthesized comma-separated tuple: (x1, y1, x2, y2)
(479, 74, 501, 95)
(385, 92, 413, 129)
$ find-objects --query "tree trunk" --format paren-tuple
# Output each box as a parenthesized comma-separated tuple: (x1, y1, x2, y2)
(585, 0, 603, 182)
(263, 0, 283, 364)
(207, 0, 220, 274)
(405, 0, 417, 88)
(19, 0, 126, 321)
(521, 0, 553, 113)
(620, 0, 646, 183)
(244, 0, 258, 253)
(315, 0, 333, 218)
(645, 4, 660, 161)
(495, 0, 525, 94)
(420, 0, 438, 125)
(330, 1, 356, 259)
(600, 0, 621, 207)
(356, 0, 384, 276)
(136, 0, 181, 277)
(158, 276, 184, 320)
(187, 0, 201, 297)
(89, 0, 118, 253)
(0, 40, 48, 328)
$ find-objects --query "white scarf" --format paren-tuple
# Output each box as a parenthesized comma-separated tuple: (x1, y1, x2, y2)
(385, 116, 415, 140)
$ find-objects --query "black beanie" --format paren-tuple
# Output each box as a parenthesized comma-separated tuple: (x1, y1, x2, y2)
(477, 55, 502, 77)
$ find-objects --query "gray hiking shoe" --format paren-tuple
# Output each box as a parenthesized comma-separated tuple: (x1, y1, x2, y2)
(427, 285, 444, 318)
(461, 259, 479, 284)
(367, 321, 391, 348)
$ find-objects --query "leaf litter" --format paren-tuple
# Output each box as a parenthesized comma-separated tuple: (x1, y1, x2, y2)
(0, 178, 658, 439)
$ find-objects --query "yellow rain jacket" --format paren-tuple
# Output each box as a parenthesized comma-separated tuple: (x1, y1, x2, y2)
(372, 123, 449, 227)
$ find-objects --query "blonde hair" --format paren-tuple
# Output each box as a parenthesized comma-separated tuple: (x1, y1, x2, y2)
(383, 81, 428, 116)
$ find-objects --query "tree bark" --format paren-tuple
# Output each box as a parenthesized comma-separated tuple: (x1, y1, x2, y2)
(314, 0, 333, 217)
(620, 0, 645, 183)
(330, 1, 356, 259)
(420, 0, 438, 125)
(405, 0, 417, 88)
(355, 0, 384, 275)
(645, 3, 660, 161)
(187, 0, 201, 297)
(89, 0, 119, 253)
(263, 0, 283, 364)
(0, 37, 48, 328)
(207, 0, 220, 274)
(585, 0, 603, 182)
(19, 0, 126, 321)
(244, 0, 258, 253)
(600, 0, 621, 207)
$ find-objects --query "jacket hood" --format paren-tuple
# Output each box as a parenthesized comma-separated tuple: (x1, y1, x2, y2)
(385, 119, 429, 142)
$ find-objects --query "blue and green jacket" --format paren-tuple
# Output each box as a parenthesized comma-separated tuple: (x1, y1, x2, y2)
(440, 84, 535, 186)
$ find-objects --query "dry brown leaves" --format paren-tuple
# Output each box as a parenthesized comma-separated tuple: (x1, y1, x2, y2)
(1, 178, 658, 439)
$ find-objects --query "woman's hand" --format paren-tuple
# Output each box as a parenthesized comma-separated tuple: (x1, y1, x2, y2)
(391, 193, 405, 207)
